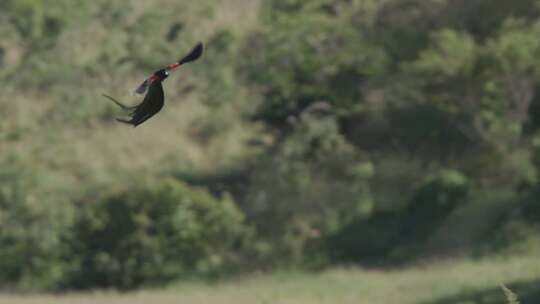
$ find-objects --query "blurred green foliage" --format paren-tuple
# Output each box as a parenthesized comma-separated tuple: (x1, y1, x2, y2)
(66, 179, 246, 289)
(3, 0, 540, 292)
(242, 114, 372, 263)
(0, 157, 75, 291)
(327, 169, 469, 263)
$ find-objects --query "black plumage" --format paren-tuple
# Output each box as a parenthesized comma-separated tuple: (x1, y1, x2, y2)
(103, 78, 164, 127)
(103, 42, 203, 127)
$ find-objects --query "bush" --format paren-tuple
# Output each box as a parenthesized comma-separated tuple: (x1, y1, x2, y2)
(401, 169, 470, 238)
(242, 115, 373, 264)
(0, 157, 75, 291)
(241, 0, 388, 130)
(326, 211, 402, 263)
(326, 169, 469, 264)
(66, 178, 247, 289)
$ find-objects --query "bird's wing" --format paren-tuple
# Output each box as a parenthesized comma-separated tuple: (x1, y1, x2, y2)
(175, 42, 204, 66)
(133, 42, 204, 95)
(133, 78, 151, 95)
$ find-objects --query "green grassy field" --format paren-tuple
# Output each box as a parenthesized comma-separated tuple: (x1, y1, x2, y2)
(0, 255, 538, 304)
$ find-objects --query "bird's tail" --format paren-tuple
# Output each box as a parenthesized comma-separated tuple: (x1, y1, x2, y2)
(102, 93, 137, 112)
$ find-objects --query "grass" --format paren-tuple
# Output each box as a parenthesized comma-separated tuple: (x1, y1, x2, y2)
(0, 0, 263, 186)
(0, 255, 539, 304)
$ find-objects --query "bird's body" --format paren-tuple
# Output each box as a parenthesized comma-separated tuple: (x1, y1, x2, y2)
(103, 80, 164, 127)
(122, 81, 164, 126)
(103, 42, 203, 127)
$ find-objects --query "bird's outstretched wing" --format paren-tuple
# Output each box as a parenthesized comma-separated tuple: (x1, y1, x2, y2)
(104, 80, 165, 127)
(175, 42, 204, 66)
(133, 42, 204, 95)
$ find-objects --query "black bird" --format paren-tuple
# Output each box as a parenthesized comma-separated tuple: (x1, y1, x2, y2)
(103, 42, 203, 127)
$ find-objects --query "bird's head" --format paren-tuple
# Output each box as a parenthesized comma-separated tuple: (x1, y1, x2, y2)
(153, 69, 169, 81)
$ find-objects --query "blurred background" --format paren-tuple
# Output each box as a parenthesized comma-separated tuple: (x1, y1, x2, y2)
(1, 0, 540, 303)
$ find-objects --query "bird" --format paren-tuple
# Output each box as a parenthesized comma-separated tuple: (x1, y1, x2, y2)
(103, 42, 203, 127)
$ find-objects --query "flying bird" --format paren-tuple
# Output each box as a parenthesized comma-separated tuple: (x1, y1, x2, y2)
(103, 42, 203, 127)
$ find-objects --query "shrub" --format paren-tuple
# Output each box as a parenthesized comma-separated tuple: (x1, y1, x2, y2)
(325, 211, 402, 263)
(325, 169, 469, 264)
(67, 178, 246, 289)
(0, 157, 75, 291)
(242, 115, 373, 264)
(401, 169, 470, 238)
